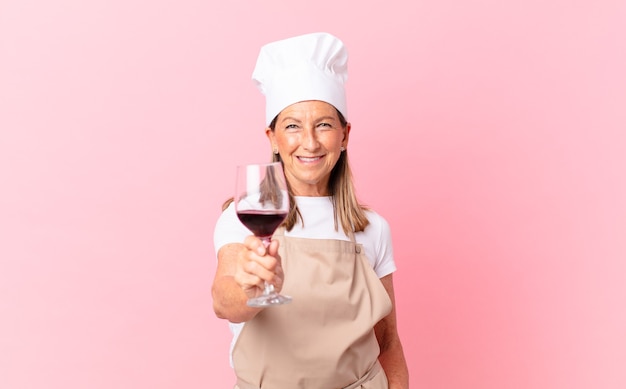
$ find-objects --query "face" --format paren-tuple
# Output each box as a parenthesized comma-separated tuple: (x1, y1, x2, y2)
(266, 100, 350, 196)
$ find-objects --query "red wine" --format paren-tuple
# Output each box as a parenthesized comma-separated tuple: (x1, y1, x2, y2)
(237, 210, 287, 238)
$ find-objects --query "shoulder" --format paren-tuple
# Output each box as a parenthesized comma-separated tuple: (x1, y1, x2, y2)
(359, 209, 393, 250)
(363, 209, 392, 236)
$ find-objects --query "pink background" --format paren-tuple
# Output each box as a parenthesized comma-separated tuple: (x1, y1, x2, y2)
(1, 1, 625, 388)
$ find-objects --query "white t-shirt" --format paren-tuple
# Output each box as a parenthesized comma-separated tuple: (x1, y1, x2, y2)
(213, 196, 397, 365)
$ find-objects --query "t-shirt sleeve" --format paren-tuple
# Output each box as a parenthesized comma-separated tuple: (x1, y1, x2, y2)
(372, 213, 397, 278)
(213, 202, 252, 257)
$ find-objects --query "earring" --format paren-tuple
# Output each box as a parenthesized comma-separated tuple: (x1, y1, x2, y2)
(340, 146, 346, 152)
(273, 148, 279, 154)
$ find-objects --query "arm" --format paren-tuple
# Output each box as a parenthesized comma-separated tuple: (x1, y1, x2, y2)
(211, 237, 285, 323)
(375, 274, 409, 389)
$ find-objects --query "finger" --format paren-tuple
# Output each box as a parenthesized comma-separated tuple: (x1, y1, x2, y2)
(243, 235, 267, 256)
(267, 239, 280, 257)
(271, 264, 285, 291)
(242, 257, 277, 283)
(233, 270, 264, 291)
(243, 244, 279, 272)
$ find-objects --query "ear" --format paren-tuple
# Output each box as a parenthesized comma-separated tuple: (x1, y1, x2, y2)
(265, 127, 277, 151)
(342, 122, 351, 149)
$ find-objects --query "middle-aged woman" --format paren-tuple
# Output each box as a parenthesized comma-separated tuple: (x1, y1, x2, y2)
(212, 32, 409, 388)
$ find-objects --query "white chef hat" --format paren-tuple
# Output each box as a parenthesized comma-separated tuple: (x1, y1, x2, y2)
(252, 32, 348, 126)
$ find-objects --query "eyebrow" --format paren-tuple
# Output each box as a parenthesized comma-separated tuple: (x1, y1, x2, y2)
(279, 116, 302, 123)
(314, 116, 338, 122)
(279, 115, 337, 123)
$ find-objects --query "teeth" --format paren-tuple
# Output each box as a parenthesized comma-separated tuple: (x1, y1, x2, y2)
(299, 156, 321, 162)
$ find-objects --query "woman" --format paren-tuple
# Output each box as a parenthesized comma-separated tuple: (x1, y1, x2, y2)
(212, 32, 409, 389)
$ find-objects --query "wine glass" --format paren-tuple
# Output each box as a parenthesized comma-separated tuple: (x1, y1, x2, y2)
(234, 162, 292, 307)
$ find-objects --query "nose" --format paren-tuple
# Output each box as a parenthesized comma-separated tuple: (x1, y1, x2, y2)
(302, 127, 320, 150)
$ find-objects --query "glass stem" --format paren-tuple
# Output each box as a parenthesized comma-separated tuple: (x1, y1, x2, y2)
(264, 282, 275, 295)
(261, 237, 275, 295)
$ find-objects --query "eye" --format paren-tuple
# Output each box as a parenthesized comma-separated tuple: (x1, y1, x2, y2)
(317, 122, 332, 129)
(284, 124, 300, 131)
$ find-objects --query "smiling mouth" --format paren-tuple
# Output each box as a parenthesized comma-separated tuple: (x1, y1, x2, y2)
(297, 156, 323, 163)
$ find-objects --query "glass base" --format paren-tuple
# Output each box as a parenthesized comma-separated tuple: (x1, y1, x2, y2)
(247, 293, 292, 308)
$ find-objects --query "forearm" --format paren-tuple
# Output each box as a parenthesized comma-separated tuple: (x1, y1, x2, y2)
(375, 275, 409, 388)
(379, 338, 409, 389)
(212, 275, 261, 323)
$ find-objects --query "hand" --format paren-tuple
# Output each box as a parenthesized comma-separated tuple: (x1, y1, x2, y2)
(234, 236, 285, 300)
